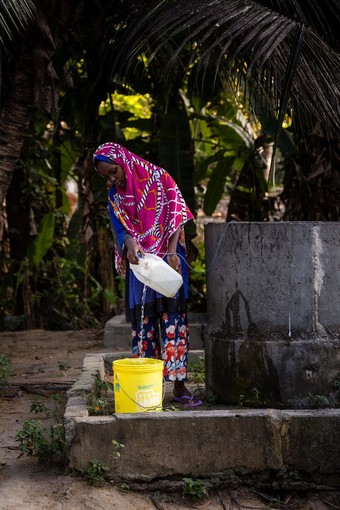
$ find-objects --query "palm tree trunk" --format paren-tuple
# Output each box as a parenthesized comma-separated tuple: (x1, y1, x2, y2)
(0, 48, 34, 210)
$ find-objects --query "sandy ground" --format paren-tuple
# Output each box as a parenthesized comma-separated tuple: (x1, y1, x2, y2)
(0, 328, 340, 510)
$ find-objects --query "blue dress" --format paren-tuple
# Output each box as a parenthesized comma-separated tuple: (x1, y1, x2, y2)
(107, 186, 190, 322)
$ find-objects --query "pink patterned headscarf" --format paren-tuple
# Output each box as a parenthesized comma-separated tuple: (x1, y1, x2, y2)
(93, 142, 194, 275)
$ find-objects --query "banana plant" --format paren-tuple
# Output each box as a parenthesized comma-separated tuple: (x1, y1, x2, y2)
(27, 211, 56, 267)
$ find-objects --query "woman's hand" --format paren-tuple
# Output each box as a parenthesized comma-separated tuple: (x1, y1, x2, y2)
(168, 253, 181, 273)
(125, 238, 144, 264)
(168, 227, 181, 273)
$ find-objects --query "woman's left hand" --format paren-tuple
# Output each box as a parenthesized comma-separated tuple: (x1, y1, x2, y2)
(168, 253, 181, 273)
(125, 238, 144, 264)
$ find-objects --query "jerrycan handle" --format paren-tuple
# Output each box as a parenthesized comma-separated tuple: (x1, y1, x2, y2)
(138, 255, 151, 279)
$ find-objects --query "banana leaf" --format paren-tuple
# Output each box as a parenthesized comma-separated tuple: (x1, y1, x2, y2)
(203, 157, 235, 215)
(27, 211, 55, 266)
(158, 106, 196, 234)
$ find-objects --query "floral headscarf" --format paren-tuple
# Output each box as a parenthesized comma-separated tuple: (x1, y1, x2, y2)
(93, 142, 194, 275)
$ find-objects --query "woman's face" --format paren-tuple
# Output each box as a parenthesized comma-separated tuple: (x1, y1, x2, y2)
(96, 160, 126, 189)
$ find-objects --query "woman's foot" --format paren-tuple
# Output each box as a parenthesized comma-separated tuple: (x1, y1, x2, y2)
(173, 380, 192, 399)
(173, 381, 203, 407)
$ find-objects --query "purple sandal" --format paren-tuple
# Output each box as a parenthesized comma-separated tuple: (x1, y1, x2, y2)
(173, 395, 203, 408)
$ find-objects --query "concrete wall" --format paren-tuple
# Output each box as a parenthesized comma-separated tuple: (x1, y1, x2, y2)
(205, 222, 340, 407)
(65, 354, 340, 486)
(67, 408, 340, 486)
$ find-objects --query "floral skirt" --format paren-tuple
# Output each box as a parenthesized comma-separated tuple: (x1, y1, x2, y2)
(131, 312, 189, 382)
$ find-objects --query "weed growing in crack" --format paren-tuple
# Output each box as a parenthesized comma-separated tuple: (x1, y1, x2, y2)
(238, 394, 245, 407)
(188, 355, 205, 384)
(182, 477, 209, 501)
(87, 395, 112, 415)
(205, 392, 218, 405)
(250, 387, 261, 405)
(87, 378, 114, 415)
(112, 439, 124, 460)
(307, 393, 332, 408)
(95, 379, 114, 396)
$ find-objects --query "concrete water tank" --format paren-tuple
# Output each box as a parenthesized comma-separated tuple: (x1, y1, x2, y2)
(205, 222, 340, 407)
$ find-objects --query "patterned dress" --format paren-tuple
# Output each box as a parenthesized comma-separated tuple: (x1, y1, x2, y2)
(93, 143, 194, 382)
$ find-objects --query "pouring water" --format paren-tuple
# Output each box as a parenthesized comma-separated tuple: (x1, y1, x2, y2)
(138, 284, 148, 356)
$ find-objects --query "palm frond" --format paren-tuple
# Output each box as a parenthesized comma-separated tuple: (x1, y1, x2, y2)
(0, 0, 36, 48)
(111, 0, 340, 134)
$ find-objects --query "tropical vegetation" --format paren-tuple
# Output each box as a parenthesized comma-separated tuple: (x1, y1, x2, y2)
(0, 0, 339, 330)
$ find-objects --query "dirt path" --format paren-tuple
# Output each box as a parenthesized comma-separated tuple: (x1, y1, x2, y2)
(0, 328, 339, 510)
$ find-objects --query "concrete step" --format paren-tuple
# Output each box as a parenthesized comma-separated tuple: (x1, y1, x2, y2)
(104, 312, 207, 350)
(66, 352, 340, 486)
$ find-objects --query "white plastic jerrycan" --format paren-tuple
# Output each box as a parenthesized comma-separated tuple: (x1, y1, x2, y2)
(130, 253, 183, 297)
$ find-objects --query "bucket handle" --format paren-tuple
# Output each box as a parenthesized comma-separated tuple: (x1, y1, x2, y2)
(114, 376, 166, 412)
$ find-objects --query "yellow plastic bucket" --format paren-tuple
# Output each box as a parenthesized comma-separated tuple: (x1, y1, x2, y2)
(112, 358, 164, 413)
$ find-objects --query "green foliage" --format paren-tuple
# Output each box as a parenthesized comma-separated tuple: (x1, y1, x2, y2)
(188, 86, 253, 216)
(0, 354, 11, 386)
(159, 106, 196, 223)
(33, 258, 101, 330)
(203, 156, 234, 215)
(112, 439, 124, 460)
(163, 405, 181, 412)
(250, 387, 261, 405)
(307, 393, 332, 408)
(187, 238, 206, 312)
(50, 393, 63, 419)
(58, 361, 71, 371)
(82, 459, 109, 486)
(16, 419, 46, 457)
(95, 378, 114, 396)
(15, 420, 67, 464)
(2, 44, 279, 328)
(288, 468, 300, 480)
(30, 397, 50, 416)
(1, 119, 111, 327)
(100, 91, 153, 142)
(238, 394, 245, 407)
(182, 477, 209, 501)
(16, 392, 66, 464)
(27, 212, 56, 267)
(87, 378, 114, 416)
(226, 146, 270, 222)
(254, 95, 296, 161)
(87, 395, 112, 416)
(205, 393, 218, 405)
(188, 355, 205, 384)
(30, 394, 63, 420)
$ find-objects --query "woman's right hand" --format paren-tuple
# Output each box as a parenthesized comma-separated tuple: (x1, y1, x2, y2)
(167, 253, 181, 273)
(125, 238, 144, 264)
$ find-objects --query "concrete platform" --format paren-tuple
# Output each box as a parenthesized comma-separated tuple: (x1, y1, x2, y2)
(205, 222, 340, 407)
(65, 353, 340, 488)
(104, 312, 207, 350)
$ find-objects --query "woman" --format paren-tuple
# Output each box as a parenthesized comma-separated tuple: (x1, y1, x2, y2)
(93, 142, 201, 405)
